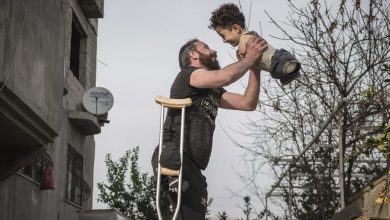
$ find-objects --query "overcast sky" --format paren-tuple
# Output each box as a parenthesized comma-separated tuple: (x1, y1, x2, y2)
(93, 0, 297, 217)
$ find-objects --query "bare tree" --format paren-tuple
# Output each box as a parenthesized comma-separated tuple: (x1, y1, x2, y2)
(237, 0, 390, 219)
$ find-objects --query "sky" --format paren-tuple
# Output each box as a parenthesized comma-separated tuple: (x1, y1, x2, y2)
(93, 0, 297, 218)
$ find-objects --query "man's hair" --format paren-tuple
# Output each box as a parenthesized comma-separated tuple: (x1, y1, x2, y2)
(209, 3, 246, 30)
(179, 39, 199, 70)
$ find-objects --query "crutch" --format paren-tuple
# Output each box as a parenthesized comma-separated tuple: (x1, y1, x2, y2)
(155, 95, 192, 220)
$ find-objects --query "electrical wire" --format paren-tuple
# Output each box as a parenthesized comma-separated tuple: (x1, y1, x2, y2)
(0, 0, 30, 93)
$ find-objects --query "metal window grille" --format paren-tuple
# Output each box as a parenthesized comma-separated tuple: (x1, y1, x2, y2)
(66, 146, 83, 206)
(65, 146, 90, 206)
(19, 152, 53, 184)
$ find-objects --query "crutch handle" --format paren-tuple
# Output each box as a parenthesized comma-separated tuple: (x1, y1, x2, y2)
(155, 96, 192, 108)
(161, 167, 180, 176)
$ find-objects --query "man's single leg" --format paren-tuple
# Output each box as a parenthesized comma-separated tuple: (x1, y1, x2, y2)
(153, 143, 189, 192)
(152, 147, 207, 219)
(160, 143, 181, 170)
(169, 153, 208, 220)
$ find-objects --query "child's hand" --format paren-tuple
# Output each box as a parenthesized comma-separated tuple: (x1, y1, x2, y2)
(237, 42, 247, 58)
(236, 50, 244, 61)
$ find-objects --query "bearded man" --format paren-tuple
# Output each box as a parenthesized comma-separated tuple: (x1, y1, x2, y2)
(152, 37, 267, 220)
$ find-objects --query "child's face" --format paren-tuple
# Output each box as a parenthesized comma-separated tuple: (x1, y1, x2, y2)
(215, 26, 241, 47)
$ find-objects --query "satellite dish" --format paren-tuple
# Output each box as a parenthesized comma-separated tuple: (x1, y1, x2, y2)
(82, 87, 114, 115)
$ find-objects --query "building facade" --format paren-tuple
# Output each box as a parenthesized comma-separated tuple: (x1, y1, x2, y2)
(330, 173, 390, 220)
(0, 0, 105, 219)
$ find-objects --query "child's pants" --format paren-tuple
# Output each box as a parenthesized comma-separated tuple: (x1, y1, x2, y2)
(270, 49, 301, 85)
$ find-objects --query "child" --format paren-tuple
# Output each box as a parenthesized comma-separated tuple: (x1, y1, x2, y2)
(209, 3, 301, 85)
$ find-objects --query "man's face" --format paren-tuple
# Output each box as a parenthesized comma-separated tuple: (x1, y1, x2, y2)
(194, 42, 221, 70)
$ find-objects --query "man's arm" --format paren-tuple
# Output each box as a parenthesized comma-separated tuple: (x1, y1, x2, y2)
(190, 37, 267, 88)
(219, 66, 261, 111)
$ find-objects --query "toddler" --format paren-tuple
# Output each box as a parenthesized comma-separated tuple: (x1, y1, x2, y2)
(209, 3, 301, 85)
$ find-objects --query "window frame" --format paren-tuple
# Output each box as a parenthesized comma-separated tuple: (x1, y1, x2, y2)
(65, 145, 84, 207)
(69, 12, 87, 85)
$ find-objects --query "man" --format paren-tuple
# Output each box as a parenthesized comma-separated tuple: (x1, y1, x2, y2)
(152, 36, 267, 219)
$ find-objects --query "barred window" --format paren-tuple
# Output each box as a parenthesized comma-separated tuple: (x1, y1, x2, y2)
(70, 12, 86, 82)
(66, 145, 84, 206)
(19, 152, 53, 184)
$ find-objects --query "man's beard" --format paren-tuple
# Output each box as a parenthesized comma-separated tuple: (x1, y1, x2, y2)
(198, 51, 220, 70)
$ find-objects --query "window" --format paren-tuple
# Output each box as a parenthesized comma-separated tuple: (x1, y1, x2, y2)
(69, 13, 86, 80)
(19, 152, 53, 184)
(66, 146, 84, 206)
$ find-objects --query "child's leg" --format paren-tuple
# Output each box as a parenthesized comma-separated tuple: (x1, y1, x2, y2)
(265, 49, 301, 85)
(257, 43, 276, 72)
(257, 43, 298, 76)
(271, 49, 300, 75)
(285, 62, 298, 75)
(238, 34, 276, 72)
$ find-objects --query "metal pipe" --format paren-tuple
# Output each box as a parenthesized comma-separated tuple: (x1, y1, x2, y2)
(338, 106, 346, 208)
(265, 196, 268, 220)
(288, 169, 293, 220)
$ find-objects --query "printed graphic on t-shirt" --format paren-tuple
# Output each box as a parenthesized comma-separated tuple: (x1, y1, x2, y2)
(201, 197, 208, 208)
(200, 88, 223, 127)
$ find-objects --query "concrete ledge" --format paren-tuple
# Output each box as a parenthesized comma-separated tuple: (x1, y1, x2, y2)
(79, 209, 130, 220)
(68, 110, 101, 135)
(78, 0, 104, 18)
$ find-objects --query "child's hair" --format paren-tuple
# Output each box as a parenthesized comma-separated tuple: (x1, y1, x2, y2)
(209, 3, 245, 30)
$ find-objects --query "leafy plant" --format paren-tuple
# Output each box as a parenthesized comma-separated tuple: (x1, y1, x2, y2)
(97, 146, 172, 220)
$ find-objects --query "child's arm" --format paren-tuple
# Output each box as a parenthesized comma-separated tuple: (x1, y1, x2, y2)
(237, 34, 254, 58)
(237, 32, 259, 61)
(237, 34, 261, 71)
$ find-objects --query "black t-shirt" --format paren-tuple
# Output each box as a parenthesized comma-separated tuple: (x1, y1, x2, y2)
(163, 66, 226, 170)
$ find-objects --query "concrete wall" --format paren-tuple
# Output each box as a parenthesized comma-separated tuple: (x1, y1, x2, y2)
(0, 0, 103, 219)
(0, 0, 64, 180)
(361, 173, 390, 219)
(1, 0, 64, 132)
(330, 173, 390, 220)
(0, 0, 5, 83)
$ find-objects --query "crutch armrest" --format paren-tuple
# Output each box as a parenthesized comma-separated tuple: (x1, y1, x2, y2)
(161, 167, 180, 176)
(155, 96, 192, 109)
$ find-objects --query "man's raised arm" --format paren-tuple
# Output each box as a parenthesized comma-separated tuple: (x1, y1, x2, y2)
(190, 37, 267, 88)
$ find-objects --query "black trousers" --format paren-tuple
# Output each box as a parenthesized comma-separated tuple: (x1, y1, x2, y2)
(152, 146, 208, 220)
